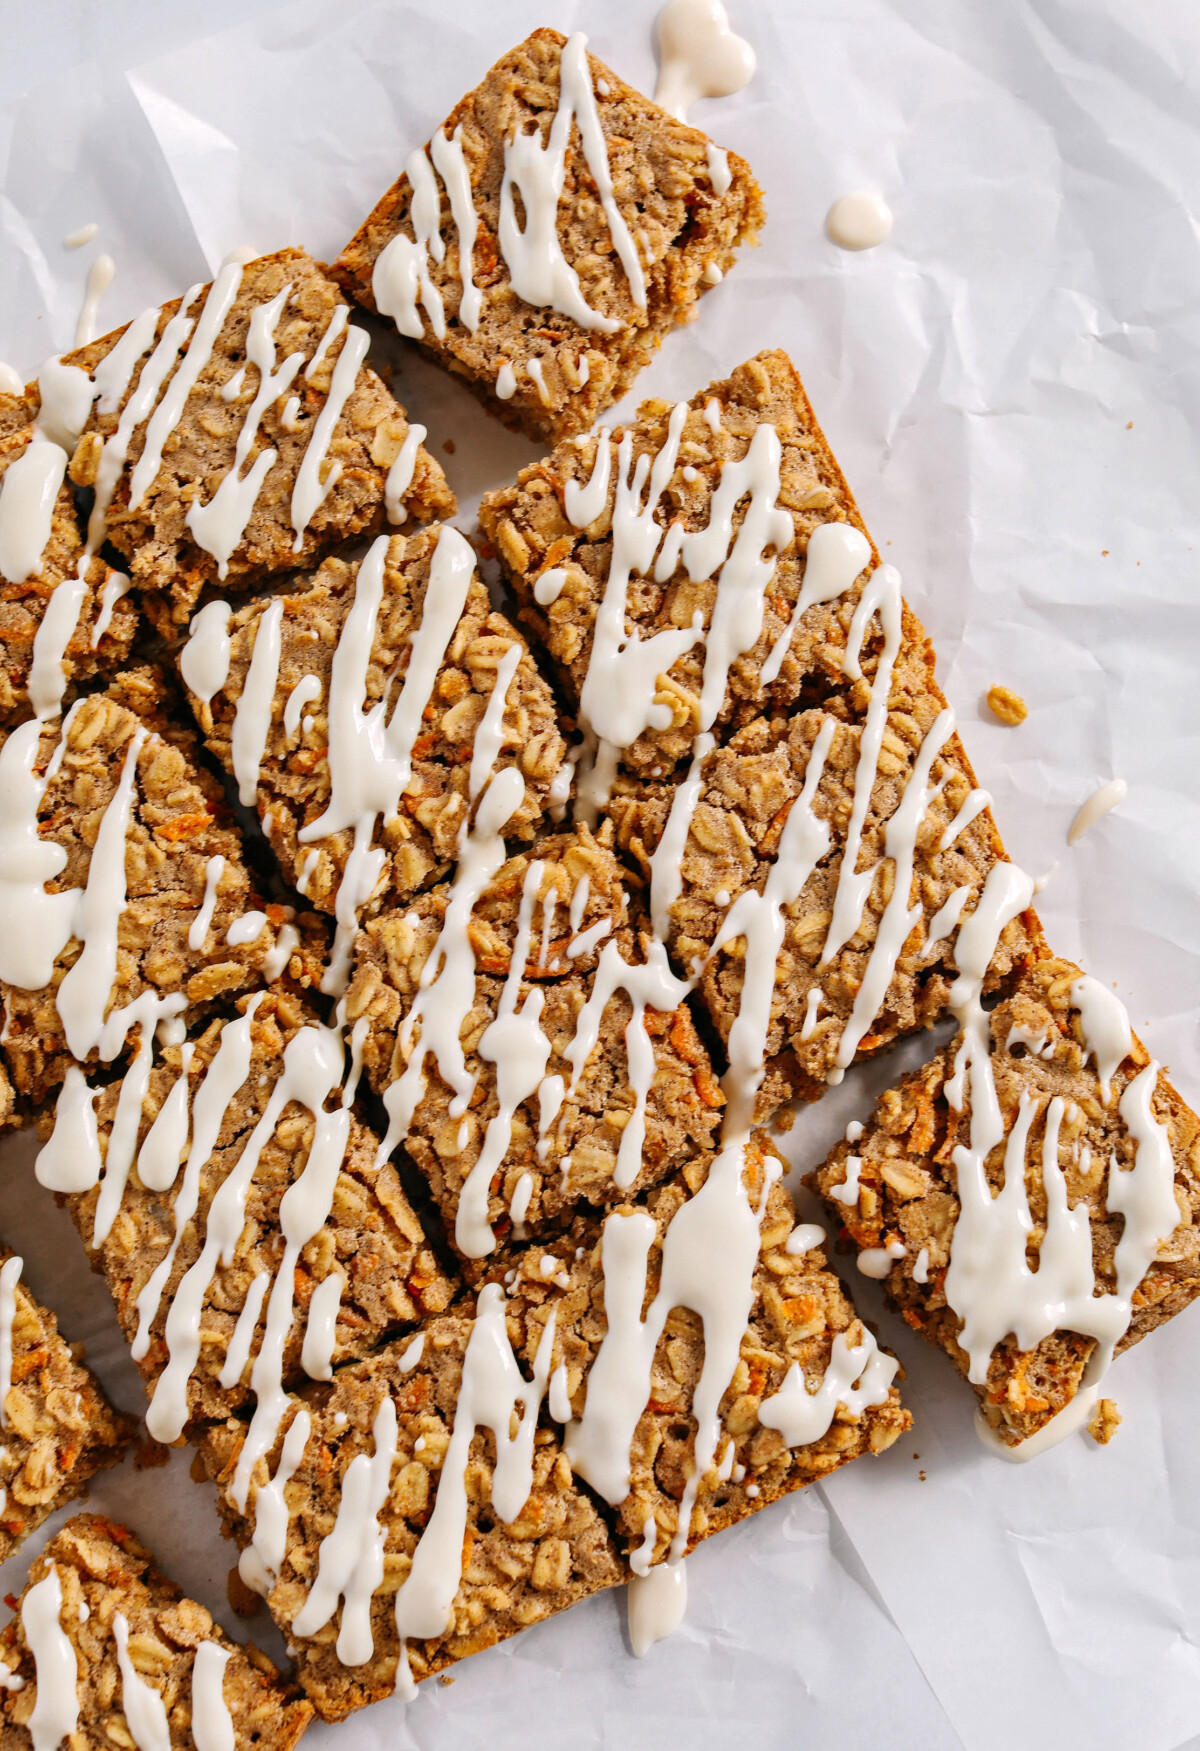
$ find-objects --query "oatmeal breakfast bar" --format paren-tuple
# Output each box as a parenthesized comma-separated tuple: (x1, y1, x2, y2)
(482, 346, 1041, 1099)
(39, 990, 455, 1440)
(0, 396, 138, 726)
(488, 1133, 909, 1568)
(345, 824, 722, 1258)
(333, 28, 763, 445)
(56, 247, 454, 632)
(0, 1514, 313, 1747)
(198, 1307, 626, 1718)
(0, 1249, 133, 1562)
(179, 526, 566, 935)
(0, 689, 292, 1108)
(807, 954, 1200, 1447)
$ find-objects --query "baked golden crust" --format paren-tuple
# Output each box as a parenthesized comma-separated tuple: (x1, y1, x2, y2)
(0, 1514, 314, 1747)
(807, 957, 1200, 1446)
(334, 28, 764, 444)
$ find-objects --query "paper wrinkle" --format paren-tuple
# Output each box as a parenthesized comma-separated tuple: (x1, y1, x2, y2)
(1, 1, 1199, 1746)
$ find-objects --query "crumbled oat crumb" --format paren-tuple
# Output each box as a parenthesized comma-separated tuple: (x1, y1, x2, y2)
(986, 684, 1027, 726)
(1087, 1398, 1122, 1445)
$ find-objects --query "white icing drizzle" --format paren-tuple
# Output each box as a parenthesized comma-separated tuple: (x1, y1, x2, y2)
(455, 860, 550, 1258)
(0, 1255, 21, 1427)
(187, 282, 305, 577)
(64, 222, 98, 249)
(430, 126, 482, 331)
(857, 1239, 905, 1279)
(785, 1224, 825, 1256)
(283, 675, 321, 739)
(23, 1567, 79, 1751)
(565, 428, 612, 527)
(302, 1272, 343, 1380)
(391, 1288, 557, 1696)
(499, 34, 644, 333)
(33, 356, 95, 453)
(222, 366, 246, 402)
(0, 1657, 23, 1691)
(0, 438, 67, 584)
(290, 320, 370, 548)
(939, 786, 992, 851)
(941, 862, 1180, 1404)
(761, 521, 871, 686)
(923, 883, 972, 956)
(628, 1560, 688, 1656)
(817, 564, 904, 968)
(217, 1270, 269, 1391)
(226, 910, 268, 947)
(527, 358, 551, 406)
(189, 854, 226, 951)
(1071, 974, 1133, 1102)
(534, 566, 568, 607)
(705, 143, 732, 196)
(75, 253, 115, 347)
(496, 362, 516, 400)
(28, 561, 89, 721)
(384, 422, 427, 525)
(760, 1326, 898, 1446)
(702, 262, 723, 285)
(0, 363, 22, 395)
(826, 193, 894, 252)
(180, 601, 233, 706)
(238, 1407, 311, 1598)
(913, 1247, 930, 1284)
(654, 0, 756, 122)
(231, 598, 285, 805)
(291, 527, 475, 994)
(468, 643, 522, 803)
(829, 709, 956, 1081)
(264, 922, 300, 982)
(710, 718, 835, 1135)
(1068, 777, 1127, 845)
(800, 987, 822, 1039)
(375, 764, 527, 1170)
(191, 1642, 234, 1751)
(130, 264, 243, 511)
(831, 1155, 863, 1208)
(89, 569, 133, 649)
(648, 733, 715, 940)
(291, 1395, 398, 1666)
(114, 1611, 170, 1751)
(374, 154, 447, 343)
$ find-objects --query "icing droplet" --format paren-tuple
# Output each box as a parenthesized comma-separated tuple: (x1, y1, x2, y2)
(825, 193, 894, 252)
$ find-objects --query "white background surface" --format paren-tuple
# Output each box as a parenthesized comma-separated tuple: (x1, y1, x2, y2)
(1, 1, 1199, 1747)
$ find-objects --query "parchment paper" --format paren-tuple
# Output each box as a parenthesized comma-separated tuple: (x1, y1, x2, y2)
(1, 2, 1199, 1746)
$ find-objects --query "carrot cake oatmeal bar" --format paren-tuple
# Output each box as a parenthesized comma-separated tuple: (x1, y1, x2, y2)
(50, 247, 454, 633)
(198, 1306, 626, 1718)
(0, 1514, 313, 1747)
(179, 525, 566, 992)
(333, 29, 763, 445)
(36, 990, 456, 1442)
(0, 1250, 133, 1561)
(807, 939, 1200, 1448)
(345, 825, 722, 1260)
(488, 1134, 908, 1570)
(0, 396, 138, 727)
(0, 690, 290, 1109)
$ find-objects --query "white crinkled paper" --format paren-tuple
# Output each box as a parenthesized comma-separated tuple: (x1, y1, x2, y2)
(1, 1, 1199, 1746)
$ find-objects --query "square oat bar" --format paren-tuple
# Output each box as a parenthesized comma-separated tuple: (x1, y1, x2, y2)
(0, 1515, 314, 1747)
(333, 29, 764, 445)
(39, 990, 456, 1441)
(807, 954, 1200, 1448)
(345, 825, 722, 1260)
(58, 248, 453, 632)
(198, 1308, 625, 1717)
(178, 526, 566, 994)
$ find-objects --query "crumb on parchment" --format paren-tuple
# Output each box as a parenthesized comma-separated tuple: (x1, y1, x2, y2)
(986, 684, 1028, 725)
(1087, 1398, 1122, 1446)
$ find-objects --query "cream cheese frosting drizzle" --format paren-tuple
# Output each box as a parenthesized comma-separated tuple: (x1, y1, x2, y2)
(0, 1254, 21, 1427)
(654, 0, 756, 123)
(941, 864, 1178, 1421)
(23, 1566, 78, 1751)
(114, 1611, 170, 1751)
(191, 1643, 235, 1751)
(390, 1289, 557, 1695)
